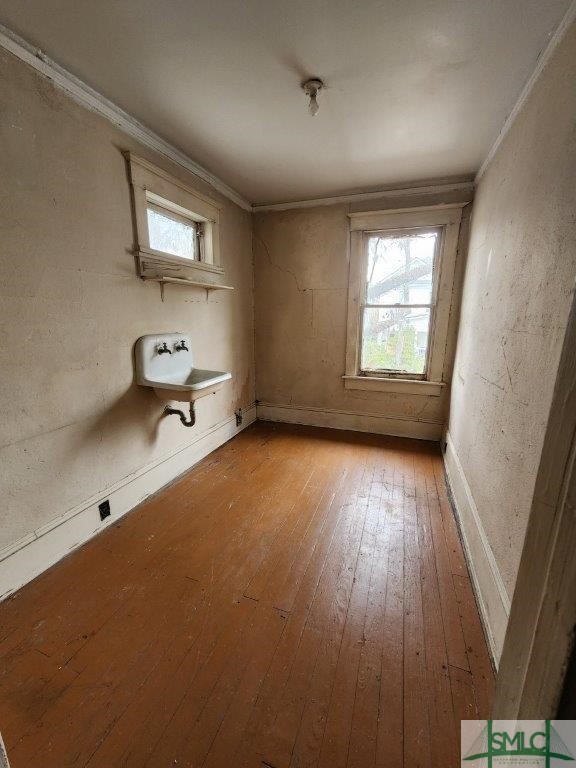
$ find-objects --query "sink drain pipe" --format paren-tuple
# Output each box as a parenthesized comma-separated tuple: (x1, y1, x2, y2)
(163, 402, 196, 427)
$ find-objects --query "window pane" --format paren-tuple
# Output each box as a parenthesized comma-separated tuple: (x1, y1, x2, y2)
(366, 231, 437, 305)
(361, 307, 431, 374)
(147, 206, 197, 259)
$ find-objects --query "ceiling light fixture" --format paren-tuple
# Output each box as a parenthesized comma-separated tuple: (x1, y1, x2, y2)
(302, 78, 324, 117)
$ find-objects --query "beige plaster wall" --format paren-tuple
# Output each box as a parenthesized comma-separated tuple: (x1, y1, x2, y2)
(253, 189, 471, 435)
(447, 21, 576, 598)
(0, 48, 255, 554)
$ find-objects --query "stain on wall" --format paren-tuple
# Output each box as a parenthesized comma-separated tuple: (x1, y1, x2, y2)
(0, 48, 255, 553)
(448, 21, 576, 597)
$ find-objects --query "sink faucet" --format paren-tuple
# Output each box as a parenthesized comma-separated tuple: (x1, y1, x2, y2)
(158, 342, 172, 355)
(175, 340, 189, 352)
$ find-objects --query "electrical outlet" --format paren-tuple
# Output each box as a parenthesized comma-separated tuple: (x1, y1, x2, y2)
(98, 500, 111, 521)
(235, 409, 243, 427)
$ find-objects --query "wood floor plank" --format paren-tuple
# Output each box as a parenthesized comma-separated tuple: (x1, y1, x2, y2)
(452, 574, 495, 718)
(423, 456, 470, 672)
(431, 454, 469, 580)
(91, 591, 250, 767)
(252, 456, 374, 768)
(374, 451, 405, 768)
(147, 601, 286, 767)
(0, 422, 494, 768)
(344, 456, 394, 768)
(316, 466, 383, 768)
(271, 462, 355, 614)
(9, 570, 203, 766)
(375, 534, 404, 768)
(234, 451, 369, 768)
(414, 452, 460, 768)
(449, 665, 479, 721)
(402, 452, 432, 768)
(202, 608, 288, 768)
(287, 459, 375, 768)
(244, 458, 340, 605)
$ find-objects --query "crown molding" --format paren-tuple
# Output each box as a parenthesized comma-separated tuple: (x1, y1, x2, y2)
(3, 2, 574, 214)
(252, 178, 475, 213)
(0, 22, 471, 216)
(475, 0, 576, 183)
(0, 23, 252, 211)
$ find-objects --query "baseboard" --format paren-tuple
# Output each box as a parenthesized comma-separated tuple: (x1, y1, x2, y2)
(256, 402, 442, 441)
(443, 431, 511, 665)
(0, 406, 256, 601)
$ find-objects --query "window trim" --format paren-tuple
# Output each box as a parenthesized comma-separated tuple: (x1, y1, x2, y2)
(126, 152, 224, 282)
(344, 204, 464, 395)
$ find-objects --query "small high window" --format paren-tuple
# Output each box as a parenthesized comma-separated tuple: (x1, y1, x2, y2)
(146, 200, 201, 261)
(126, 153, 223, 284)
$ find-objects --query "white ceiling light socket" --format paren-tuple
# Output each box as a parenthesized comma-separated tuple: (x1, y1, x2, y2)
(302, 78, 324, 117)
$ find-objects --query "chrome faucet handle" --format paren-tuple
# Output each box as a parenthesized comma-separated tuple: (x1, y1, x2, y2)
(175, 340, 189, 351)
(158, 342, 172, 355)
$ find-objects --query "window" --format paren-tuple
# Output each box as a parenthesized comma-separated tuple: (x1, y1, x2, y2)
(126, 153, 223, 284)
(344, 204, 465, 395)
(146, 202, 201, 261)
(361, 228, 440, 379)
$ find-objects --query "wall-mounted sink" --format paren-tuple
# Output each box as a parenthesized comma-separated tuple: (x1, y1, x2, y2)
(135, 333, 231, 403)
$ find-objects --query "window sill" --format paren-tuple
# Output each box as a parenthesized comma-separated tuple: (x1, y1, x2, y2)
(141, 275, 233, 291)
(138, 247, 224, 274)
(342, 375, 445, 396)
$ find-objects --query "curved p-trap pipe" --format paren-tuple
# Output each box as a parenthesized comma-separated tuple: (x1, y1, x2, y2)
(163, 402, 196, 427)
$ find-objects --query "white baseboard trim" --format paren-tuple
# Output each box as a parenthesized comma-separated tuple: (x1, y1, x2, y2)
(257, 402, 443, 441)
(0, 406, 256, 601)
(443, 431, 511, 665)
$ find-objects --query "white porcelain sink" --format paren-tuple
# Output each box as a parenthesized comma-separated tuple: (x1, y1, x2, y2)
(135, 333, 231, 403)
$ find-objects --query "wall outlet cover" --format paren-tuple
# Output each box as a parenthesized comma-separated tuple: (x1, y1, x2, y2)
(98, 500, 111, 521)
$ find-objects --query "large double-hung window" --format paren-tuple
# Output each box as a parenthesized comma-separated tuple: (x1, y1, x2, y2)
(360, 228, 441, 379)
(344, 204, 465, 395)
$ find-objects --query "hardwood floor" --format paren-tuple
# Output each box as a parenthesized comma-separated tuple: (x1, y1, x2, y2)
(0, 422, 494, 767)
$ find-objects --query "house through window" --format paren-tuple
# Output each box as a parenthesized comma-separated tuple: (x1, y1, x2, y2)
(361, 228, 440, 377)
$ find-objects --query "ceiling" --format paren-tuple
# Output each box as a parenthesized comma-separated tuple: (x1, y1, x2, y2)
(0, 0, 571, 205)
